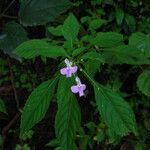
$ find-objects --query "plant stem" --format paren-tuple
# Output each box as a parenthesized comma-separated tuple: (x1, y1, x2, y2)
(1, 0, 16, 15)
(0, 14, 17, 19)
(7, 57, 22, 113)
(2, 112, 20, 135)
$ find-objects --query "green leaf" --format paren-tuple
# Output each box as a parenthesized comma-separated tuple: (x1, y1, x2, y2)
(91, 32, 123, 47)
(81, 35, 93, 43)
(137, 70, 150, 96)
(85, 122, 96, 132)
(0, 134, 3, 147)
(21, 130, 34, 141)
(95, 131, 105, 142)
(0, 21, 28, 61)
(115, 7, 124, 25)
(91, 0, 102, 5)
(55, 76, 81, 150)
(80, 16, 90, 24)
(89, 19, 106, 30)
(46, 139, 60, 147)
(94, 83, 137, 136)
(47, 25, 63, 36)
(15, 39, 68, 59)
(0, 99, 7, 114)
(55, 147, 62, 150)
(72, 47, 86, 57)
(84, 60, 101, 78)
(62, 13, 79, 42)
(19, 0, 71, 26)
(125, 14, 136, 32)
(77, 131, 89, 150)
(129, 32, 145, 46)
(20, 76, 58, 136)
(103, 45, 150, 64)
(0, 58, 7, 75)
(107, 128, 120, 143)
(129, 32, 150, 56)
(81, 52, 105, 63)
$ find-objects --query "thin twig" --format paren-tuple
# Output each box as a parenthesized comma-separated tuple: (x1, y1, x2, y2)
(2, 112, 20, 135)
(7, 57, 22, 113)
(1, 0, 16, 15)
(0, 14, 17, 19)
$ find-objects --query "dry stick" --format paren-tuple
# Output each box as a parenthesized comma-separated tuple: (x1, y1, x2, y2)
(2, 57, 22, 136)
(2, 112, 20, 135)
(7, 58, 22, 113)
(0, 14, 17, 19)
(0, 0, 17, 19)
(1, 0, 16, 15)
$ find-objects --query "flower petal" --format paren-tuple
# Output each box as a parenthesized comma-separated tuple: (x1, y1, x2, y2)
(66, 69, 72, 78)
(78, 84, 86, 97)
(71, 85, 79, 93)
(81, 84, 86, 90)
(78, 88, 84, 97)
(60, 68, 67, 75)
(70, 66, 78, 74)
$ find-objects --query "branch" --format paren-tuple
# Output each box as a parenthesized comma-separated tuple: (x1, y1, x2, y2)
(2, 112, 20, 135)
(0, 14, 17, 19)
(0, 0, 17, 19)
(1, 0, 16, 15)
(7, 57, 22, 113)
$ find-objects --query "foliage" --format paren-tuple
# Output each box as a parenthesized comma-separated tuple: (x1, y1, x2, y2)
(19, 0, 71, 26)
(0, 98, 7, 114)
(137, 70, 150, 96)
(0, 0, 150, 149)
(94, 83, 137, 136)
(20, 77, 58, 135)
(55, 77, 81, 150)
(0, 21, 28, 61)
(15, 39, 68, 59)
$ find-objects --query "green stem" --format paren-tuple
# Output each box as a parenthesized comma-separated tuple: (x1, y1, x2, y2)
(80, 68, 98, 87)
(70, 39, 73, 49)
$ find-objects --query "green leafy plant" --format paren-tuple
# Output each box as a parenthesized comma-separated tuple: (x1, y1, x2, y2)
(1, 0, 150, 149)
(13, 12, 150, 149)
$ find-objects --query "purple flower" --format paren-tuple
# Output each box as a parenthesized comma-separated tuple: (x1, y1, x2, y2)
(71, 77, 86, 97)
(60, 59, 77, 78)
